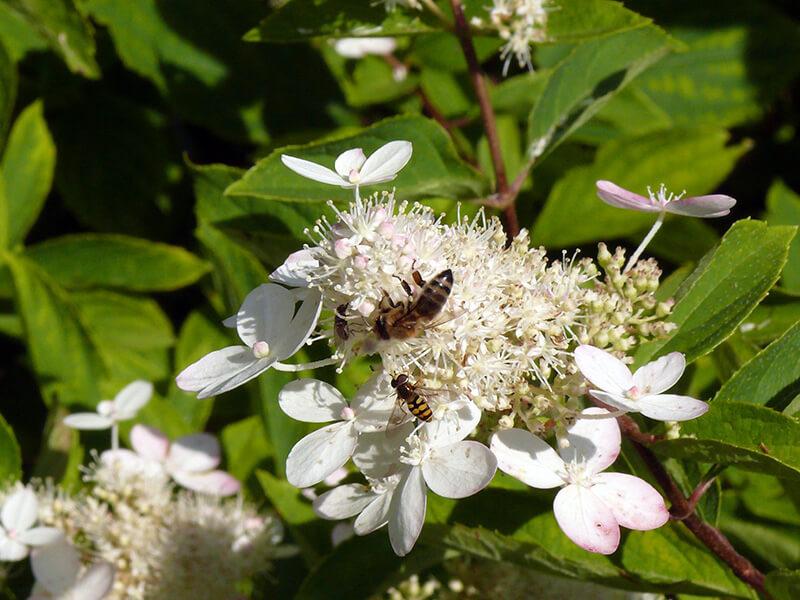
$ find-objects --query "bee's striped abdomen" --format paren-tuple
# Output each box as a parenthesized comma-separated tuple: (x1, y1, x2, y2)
(405, 394, 433, 422)
(413, 269, 453, 319)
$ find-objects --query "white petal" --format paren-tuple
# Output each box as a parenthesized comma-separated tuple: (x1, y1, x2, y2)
(313, 484, 375, 520)
(130, 425, 170, 462)
(2, 488, 38, 532)
(222, 314, 237, 328)
(351, 372, 399, 433)
(334, 148, 366, 178)
(666, 194, 737, 218)
(279, 379, 347, 423)
(637, 394, 709, 421)
(352, 427, 411, 479)
(490, 429, 565, 489)
(331, 522, 355, 547)
(279, 288, 323, 358)
(286, 422, 357, 488)
(175, 346, 271, 399)
(236, 284, 296, 348)
(30, 540, 79, 594)
(388, 466, 426, 557)
(633, 353, 685, 395)
(62, 413, 113, 430)
(574, 345, 634, 395)
(73, 562, 115, 600)
(595, 180, 661, 213)
(358, 141, 413, 185)
(16, 527, 62, 547)
(280, 154, 347, 186)
(591, 473, 669, 531)
(553, 485, 620, 555)
(588, 390, 640, 414)
(560, 408, 621, 476)
(112, 380, 153, 420)
(171, 470, 240, 496)
(422, 441, 496, 499)
(168, 433, 221, 473)
(100, 449, 166, 479)
(421, 398, 480, 447)
(270, 249, 319, 287)
(0, 533, 29, 561)
(354, 491, 393, 535)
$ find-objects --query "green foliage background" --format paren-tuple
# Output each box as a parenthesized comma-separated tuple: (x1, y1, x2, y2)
(1, 0, 800, 597)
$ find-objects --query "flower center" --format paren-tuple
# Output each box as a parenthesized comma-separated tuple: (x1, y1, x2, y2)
(252, 341, 271, 359)
(563, 462, 592, 487)
(648, 183, 686, 207)
(339, 406, 355, 421)
(399, 436, 430, 466)
(97, 400, 115, 417)
(625, 385, 641, 400)
(348, 168, 361, 183)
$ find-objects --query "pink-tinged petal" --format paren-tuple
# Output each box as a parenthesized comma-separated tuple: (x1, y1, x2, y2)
(113, 380, 153, 420)
(334, 148, 367, 178)
(16, 527, 62, 547)
(421, 399, 481, 447)
(490, 429, 565, 489)
(553, 485, 620, 555)
(666, 194, 736, 218)
(359, 141, 413, 185)
(313, 484, 375, 520)
(633, 353, 685, 395)
(175, 345, 271, 399)
(62, 413, 113, 430)
(354, 491, 393, 535)
(168, 433, 221, 473)
(574, 346, 634, 395)
(596, 180, 661, 213)
(279, 379, 347, 423)
(172, 470, 241, 496)
(0, 533, 29, 561)
(30, 540, 79, 594)
(561, 408, 621, 476)
(1, 488, 38, 532)
(280, 154, 348, 186)
(588, 390, 640, 414)
(74, 561, 116, 600)
(236, 284, 295, 348)
(388, 466, 426, 557)
(278, 288, 323, 359)
(637, 394, 709, 422)
(270, 249, 319, 287)
(286, 422, 357, 488)
(130, 425, 170, 462)
(422, 441, 496, 499)
(591, 473, 669, 531)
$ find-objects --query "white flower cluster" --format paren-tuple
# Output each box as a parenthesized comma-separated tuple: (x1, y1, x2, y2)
(475, 0, 554, 73)
(177, 142, 727, 557)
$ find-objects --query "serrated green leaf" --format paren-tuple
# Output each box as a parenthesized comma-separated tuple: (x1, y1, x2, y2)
(765, 180, 800, 294)
(532, 128, 747, 247)
(766, 569, 800, 600)
(0, 37, 16, 151)
(527, 25, 674, 162)
(9, 0, 99, 78)
(2, 101, 55, 248)
(635, 220, 795, 364)
(26, 234, 209, 292)
(225, 115, 489, 203)
(714, 320, 800, 411)
(0, 412, 21, 483)
(654, 401, 800, 482)
(7, 254, 103, 406)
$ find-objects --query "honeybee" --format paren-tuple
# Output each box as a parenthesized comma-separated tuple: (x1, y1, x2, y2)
(334, 303, 350, 342)
(374, 269, 453, 341)
(389, 374, 434, 424)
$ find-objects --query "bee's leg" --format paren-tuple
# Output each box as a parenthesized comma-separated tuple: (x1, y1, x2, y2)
(412, 270, 426, 287)
(380, 290, 399, 309)
(392, 274, 415, 298)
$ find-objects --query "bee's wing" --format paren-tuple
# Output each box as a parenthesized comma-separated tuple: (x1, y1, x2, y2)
(385, 398, 411, 434)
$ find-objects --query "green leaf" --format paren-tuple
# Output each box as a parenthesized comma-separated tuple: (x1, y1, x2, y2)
(766, 569, 800, 600)
(542, 0, 652, 43)
(532, 128, 748, 247)
(739, 299, 800, 346)
(324, 48, 418, 108)
(526, 25, 675, 162)
(221, 416, 271, 483)
(720, 516, 800, 570)
(2, 101, 55, 248)
(654, 401, 800, 482)
(9, 0, 99, 78)
(244, 0, 439, 43)
(6, 254, 103, 406)
(0, 3, 46, 62)
(634, 220, 795, 364)
(629, 1, 800, 128)
(715, 320, 800, 411)
(0, 37, 17, 150)
(26, 234, 210, 292)
(736, 472, 800, 528)
(0, 412, 21, 484)
(765, 181, 800, 294)
(225, 115, 489, 203)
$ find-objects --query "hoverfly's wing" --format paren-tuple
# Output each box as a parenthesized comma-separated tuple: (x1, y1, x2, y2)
(384, 398, 412, 435)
